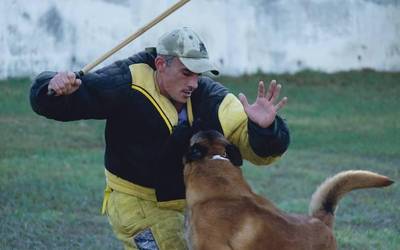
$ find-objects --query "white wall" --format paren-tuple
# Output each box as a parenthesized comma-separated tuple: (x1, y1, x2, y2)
(1, 0, 399, 79)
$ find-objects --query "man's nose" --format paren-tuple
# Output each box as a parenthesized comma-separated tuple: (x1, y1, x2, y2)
(188, 75, 199, 89)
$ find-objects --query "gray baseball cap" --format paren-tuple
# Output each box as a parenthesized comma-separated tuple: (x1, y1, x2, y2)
(157, 27, 219, 76)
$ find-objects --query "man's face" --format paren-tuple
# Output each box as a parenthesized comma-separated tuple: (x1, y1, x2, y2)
(155, 56, 199, 107)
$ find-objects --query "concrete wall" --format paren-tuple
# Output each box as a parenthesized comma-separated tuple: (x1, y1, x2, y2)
(1, 0, 399, 79)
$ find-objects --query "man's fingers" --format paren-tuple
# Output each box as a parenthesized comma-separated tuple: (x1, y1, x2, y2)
(271, 84, 282, 103)
(61, 74, 70, 95)
(266, 80, 276, 101)
(66, 71, 76, 81)
(73, 78, 82, 87)
(67, 72, 82, 90)
(238, 93, 250, 110)
(62, 73, 73, 94)
(48, 71, 80, 96)
(257, 81, 265, 98)
(275, 97, 288, 111)
(52, 80, 65, 96)
(53, 72, 68, 95)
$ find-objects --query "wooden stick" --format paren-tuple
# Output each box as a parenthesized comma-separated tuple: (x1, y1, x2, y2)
(81, 0, 190, 74)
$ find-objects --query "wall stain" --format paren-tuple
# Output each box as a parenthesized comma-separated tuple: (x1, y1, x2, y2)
(38, 6, 64, 42)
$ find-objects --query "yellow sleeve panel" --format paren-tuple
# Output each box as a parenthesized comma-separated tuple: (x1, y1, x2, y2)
(218, 93, 279, 166)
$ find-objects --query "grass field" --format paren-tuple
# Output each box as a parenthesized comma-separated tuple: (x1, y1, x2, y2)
(1, 71, 399, 249)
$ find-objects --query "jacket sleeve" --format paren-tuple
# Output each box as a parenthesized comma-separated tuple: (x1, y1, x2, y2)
(29, 58, 135, 121)
(218, 93, 290, 166)
(30, 51, 157, 121)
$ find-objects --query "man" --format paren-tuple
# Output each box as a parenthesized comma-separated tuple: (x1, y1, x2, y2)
(30, 27, 290, 250)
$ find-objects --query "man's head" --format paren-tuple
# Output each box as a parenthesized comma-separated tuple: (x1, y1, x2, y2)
(157, 27, 219, 76)
(154, 28, 218, 108)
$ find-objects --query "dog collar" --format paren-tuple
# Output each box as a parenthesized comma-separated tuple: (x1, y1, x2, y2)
(211, 155, 229, 161)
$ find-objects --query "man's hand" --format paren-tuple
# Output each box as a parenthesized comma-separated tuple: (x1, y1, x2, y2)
(238, 80, 287, 128)
(48, 71, 81, 96)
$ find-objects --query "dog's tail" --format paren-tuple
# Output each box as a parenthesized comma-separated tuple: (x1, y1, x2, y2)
(309, 170, 393, 228)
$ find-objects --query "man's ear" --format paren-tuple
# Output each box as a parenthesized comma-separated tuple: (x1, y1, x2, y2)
(154, 56, 166, 72)
(184, 143, 208, 164)
(225, 144, 243, 167)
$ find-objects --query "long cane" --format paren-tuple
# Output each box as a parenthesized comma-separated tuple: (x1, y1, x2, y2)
(48, 0, 190, 96)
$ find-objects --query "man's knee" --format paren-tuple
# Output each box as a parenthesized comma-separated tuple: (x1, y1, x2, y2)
(106, 191, 187, 250)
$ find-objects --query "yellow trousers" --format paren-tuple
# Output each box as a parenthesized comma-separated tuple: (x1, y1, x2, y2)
(106, 190, 187, 250)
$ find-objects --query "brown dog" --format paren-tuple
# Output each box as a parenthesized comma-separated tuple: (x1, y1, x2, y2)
(183, 130, 394, 250)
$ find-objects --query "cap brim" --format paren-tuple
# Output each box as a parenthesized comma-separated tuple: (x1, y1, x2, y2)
(179, 57, 219, 76)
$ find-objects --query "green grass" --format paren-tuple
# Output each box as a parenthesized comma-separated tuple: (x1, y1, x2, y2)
(0, 78, 116, 249)
(1, 71, 399, 249)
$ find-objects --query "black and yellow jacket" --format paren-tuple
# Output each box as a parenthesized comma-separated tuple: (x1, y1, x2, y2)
(30, 50, 290, 211)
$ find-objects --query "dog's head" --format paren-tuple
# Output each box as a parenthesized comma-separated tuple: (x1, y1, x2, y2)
(184, 130, 243, 166)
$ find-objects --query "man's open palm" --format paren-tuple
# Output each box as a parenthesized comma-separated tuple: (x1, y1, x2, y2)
(238, 80, 287, 128)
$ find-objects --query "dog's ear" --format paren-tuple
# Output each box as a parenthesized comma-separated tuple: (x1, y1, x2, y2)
(184, 143, 208, 164)
(226, 144, 243, 167)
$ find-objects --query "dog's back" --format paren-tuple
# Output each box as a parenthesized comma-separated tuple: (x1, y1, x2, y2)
(185, 158, 336, 250)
